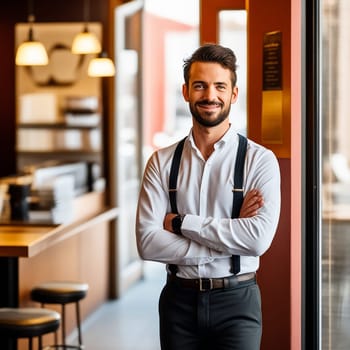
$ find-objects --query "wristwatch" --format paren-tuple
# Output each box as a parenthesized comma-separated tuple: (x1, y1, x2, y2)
(172, 214, 185, 235)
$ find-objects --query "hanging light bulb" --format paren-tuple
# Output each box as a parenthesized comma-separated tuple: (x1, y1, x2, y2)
(88, 51, 115, 77)
(15, 11, 48, 66)
(71, 0, 101, 54)
(71, 28, 101, 54)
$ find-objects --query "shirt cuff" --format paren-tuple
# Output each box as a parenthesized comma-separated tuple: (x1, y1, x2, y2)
(181, 214, 204, 240)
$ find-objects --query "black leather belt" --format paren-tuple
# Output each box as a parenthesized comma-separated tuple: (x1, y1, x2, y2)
(167, 272, 256, 292)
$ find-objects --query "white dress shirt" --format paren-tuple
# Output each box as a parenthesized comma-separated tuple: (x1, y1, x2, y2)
(136, 126, 281, 279)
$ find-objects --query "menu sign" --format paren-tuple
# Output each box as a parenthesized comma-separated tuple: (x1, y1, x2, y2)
(263, 31, 282, 90)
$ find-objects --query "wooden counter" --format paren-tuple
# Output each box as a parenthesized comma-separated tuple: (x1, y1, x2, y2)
(0, 203, 118, 258)
(0, 191, 118, 350)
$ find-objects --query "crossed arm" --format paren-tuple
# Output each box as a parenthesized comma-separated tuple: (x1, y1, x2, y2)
(164, 189, 264, 233)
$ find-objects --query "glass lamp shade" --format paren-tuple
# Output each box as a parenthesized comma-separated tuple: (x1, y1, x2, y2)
(88, 56, 115, 77)
(71, 30, 101, 54)
(15, 40, 49, 66)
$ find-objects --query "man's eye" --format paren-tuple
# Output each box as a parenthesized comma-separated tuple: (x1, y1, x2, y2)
(217, 85, 226, 91)
(193, 83, 205, 89)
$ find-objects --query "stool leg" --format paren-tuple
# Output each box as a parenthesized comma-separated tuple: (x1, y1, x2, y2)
(54, 329, 58, 345)
(40, 303, 59, 347)
(38, 335, 42, 350)
(28, 337, 33, 350)
(61, 304, 66, 346)
(75, 301, 83, 347)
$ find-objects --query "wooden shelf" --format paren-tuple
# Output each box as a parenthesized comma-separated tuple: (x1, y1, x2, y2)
(17, 122, 100, 130)
(17, 150, 101, 155)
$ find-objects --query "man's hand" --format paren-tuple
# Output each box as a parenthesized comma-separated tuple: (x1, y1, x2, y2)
(164, 213, 178, 233)
(239, 189, 264, 218)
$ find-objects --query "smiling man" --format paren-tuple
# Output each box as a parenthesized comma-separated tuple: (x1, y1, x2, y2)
(136, 43, 281, 350)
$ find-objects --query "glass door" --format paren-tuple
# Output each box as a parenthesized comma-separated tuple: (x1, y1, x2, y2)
(310, 0, 350, 348)
(112, 0, 144, 296)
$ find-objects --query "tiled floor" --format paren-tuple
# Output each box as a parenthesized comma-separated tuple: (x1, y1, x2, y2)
(76, 262, 165, 350)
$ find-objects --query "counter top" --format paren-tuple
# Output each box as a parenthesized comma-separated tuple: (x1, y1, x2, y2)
(0, 191, 118, 258)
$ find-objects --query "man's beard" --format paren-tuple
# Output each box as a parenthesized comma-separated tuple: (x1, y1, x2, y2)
(189, 100, 231, 127)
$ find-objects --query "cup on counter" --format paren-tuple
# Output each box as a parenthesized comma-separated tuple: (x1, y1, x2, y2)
(8, 183, 31, 221)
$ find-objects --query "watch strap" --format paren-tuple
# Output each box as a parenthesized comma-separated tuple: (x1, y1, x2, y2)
(172, 214, 184, 235)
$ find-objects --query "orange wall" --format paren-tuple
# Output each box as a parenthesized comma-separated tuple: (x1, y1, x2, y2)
(200, 0, 246, 43)
(290, 1, 302, 349)
(201, 0, 302, 349)
(248, 1, 301, 349)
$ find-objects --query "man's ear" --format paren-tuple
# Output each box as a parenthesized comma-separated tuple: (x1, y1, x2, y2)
(231, 86, 239, 104)
(182, 83, 189, 102)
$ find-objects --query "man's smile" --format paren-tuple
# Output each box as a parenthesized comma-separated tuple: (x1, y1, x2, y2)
(196, 101, 223, 112)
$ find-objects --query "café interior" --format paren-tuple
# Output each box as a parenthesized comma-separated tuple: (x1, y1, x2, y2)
(1, 0, 350, 349)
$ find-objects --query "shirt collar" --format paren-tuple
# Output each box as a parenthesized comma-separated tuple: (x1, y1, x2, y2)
(187, 124, 238, 150)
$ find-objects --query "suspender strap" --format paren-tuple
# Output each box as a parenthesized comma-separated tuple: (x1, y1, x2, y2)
(168, 137, 186, 214)
(231, 134, 248, 218)
(168, 137, 186, 274)
(230, 134, 248, 274)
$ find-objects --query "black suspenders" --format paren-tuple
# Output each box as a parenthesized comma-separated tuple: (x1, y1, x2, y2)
(168, 137, 186, 214)
(230, 134, 248, 274)
(168, 134, 248, 275)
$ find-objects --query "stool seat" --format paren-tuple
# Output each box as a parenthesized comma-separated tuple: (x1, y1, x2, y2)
(0, 307, 60, 338)
(31, 281, 88, 349)
(31, 282, 88, 304)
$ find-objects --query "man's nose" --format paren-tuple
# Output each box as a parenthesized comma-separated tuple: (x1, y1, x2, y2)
(203, 85, 217, 100)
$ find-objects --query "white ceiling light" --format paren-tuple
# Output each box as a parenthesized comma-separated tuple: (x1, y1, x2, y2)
(15, 1, 48, 67)
(71, 0, 101, 54)
(88, 52, 115, 77)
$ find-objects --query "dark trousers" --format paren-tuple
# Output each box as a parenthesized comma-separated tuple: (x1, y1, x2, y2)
(159, 277, 262, 350)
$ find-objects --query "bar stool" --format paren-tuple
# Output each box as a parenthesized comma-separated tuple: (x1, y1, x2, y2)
(31, 281, 88, 349)
(0, 307, 60, 350)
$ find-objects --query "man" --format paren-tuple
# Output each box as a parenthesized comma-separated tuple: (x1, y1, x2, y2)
(136, 43, 281, 350)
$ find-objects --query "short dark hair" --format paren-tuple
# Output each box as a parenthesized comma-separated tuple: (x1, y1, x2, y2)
(183, 43, 238, 87)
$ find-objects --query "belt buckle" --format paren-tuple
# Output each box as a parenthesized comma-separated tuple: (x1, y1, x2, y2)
(199, 278, 213, 291)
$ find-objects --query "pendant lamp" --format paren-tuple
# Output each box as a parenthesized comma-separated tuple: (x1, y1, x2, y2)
(88, 51, 115, 77)
(15, 0, 48, 66)
(71, 0, 101, 54)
